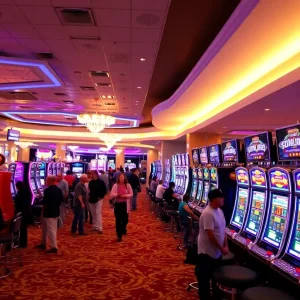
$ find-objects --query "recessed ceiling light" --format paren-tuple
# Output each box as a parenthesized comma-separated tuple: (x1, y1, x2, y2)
(137, 86, 141, 89)
(136, 100, 139, 102)
(222, 126, 227, 129)
(265, 108, 270, 111)
(140, 57, 146, 61)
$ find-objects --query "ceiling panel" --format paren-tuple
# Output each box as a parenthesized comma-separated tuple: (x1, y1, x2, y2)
(34, 25, 68, 40)
(131, 0, 170, 11)
(2, 23, 40, 39)
(93, 9, 131, 27)
(91, 0, 130, 10)
(18, 38, 51, 52)
(51, 0, 92, 7)
(19, 6, 61, 25)
(131, 28, 161, 43)
(131, 10, 166, 29)
(0, 5, 29, 24)
(98, 27, 130, 42)
(0, 25, 11, 38)
(14, 0, 51, 5)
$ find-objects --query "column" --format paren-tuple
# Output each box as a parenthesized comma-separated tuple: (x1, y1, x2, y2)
(146, 149, 158, 187)
(115, 148, 125, 169)
(186, 132, 221, 167)
(6, 141, 18, 163)
(18, 147, 30, 161)
(56, 143, 66, 161)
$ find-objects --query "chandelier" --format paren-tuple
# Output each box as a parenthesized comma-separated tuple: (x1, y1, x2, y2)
(68, 145, 79, 152)
(99, 134, 122, 150)
(77, 114, 115, 134)
(14, 142, 36, 149)
(114, 148, 123, 154)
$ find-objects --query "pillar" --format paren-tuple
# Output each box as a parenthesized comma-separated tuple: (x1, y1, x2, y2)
(18, 147, 30, 161)
(115, 148, 125, 169)
(146, 149, 158, 187)
(6, 141, 18, 163)
(186, 132, 221, 167)
(56, 144, 66, 161)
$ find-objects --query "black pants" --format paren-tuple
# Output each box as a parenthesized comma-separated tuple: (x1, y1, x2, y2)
(114, 202, 128, 238)
(195, 254, 222, 299)
(19, 217, 28, 248)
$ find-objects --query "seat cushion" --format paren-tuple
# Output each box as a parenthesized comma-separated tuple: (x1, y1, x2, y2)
(242, 287, 296, 300)
(213, 266, 258, 288)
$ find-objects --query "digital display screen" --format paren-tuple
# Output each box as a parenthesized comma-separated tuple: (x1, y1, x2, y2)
(197, 168, 203, 180)
(208, 144, 221, 164)
(222, 139, 238, 162)
(7, 129, 20, 141)
(236, 168, 249, 185)
(191, 169, 197, 198)
(40, 179, 45, 186)
(288, 198, 300, 258)
(231, 188, 248, 228)
(181, 154, 186, 166)
(276, 124, 300, 161)
(244, 132, 271, 162)
(250, 168, 267, 188)
(269, 169, 290, 192)
(196, 182, 203, 200)
(10, 183, 15, 194)
(263, 194, 288, 247)
(294, 170, 300, 193)
(40, 170, 45, 177)
(210, 167, 217, 182)
(199, 147, 208, 164)
(30, 179, 37, 190)
(203, 167, 209, 180)
(245, 191, 266, 236)
(210, 183, 217, 191)
(178, 155, 182, 166)
(202, 181, 209, 205)
(72, 167, 83, 173)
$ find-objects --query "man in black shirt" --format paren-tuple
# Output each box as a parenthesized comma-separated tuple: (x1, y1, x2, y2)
(36, 175, 63, 253)
(88, 170, 107, 233)
(128, 168, 140, 211)
(163, 181, 180, 210)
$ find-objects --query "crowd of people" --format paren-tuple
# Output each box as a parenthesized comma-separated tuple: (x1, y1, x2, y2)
(14, 167, 142, 253)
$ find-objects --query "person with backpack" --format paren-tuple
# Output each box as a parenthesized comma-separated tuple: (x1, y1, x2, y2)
(110, 173, 133, 242)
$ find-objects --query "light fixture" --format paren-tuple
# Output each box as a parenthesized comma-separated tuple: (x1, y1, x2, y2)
(99, 133, 122, 150)
(114, 148, 123, 154)
(68, 145, 79, 152)
(137, 86, 141, 89)
(265, 108, 270, 111)
(140, 57, 146, 61)
(14, 141, 36, 149)
(77, 100, 115, 133)
(99, 147, 109, 152)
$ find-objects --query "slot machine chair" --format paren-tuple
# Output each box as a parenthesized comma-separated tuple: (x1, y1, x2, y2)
(242, 286, 296, 300)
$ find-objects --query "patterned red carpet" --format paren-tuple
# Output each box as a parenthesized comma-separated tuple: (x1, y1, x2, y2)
(0, 189, 198, 300)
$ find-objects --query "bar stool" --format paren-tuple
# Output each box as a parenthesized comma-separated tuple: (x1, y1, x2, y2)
(213, 266, 258, 300)
(242, 287, 296, 300)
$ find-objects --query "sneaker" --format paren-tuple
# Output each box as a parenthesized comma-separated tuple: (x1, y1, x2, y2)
(35, 244, 46, 250)
(45, 248, 57, 254)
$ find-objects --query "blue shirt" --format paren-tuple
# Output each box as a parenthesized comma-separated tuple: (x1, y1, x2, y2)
(179, 202, 189, 225)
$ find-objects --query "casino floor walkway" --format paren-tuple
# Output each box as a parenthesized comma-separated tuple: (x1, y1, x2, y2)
(0, 189, 198, 300)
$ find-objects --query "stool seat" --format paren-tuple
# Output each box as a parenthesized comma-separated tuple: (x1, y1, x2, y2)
(213, 266, 258, 289)
(242, 287, 296, 300)
(221, 251, 235, 264)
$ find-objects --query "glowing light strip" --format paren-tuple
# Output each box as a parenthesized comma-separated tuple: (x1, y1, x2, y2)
(0, 58, 62, 90)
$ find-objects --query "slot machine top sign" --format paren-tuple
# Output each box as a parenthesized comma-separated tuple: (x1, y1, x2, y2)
(244, 132, 270, 162)
(208, 144, 221, 164)
(236, 168, 249, 185)
(222, 140, 238, 162)
(197, 168, 203, 179)
(294, 169, 300, 193)
(192, 148, 200, 165)
(269, 169, 290, 192)
(276, 124, 300, 161)
(199, 147, 208, 164)
(250, 167, 267, 188)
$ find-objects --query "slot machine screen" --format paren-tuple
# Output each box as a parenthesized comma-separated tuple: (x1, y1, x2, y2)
(40, 170, 45, 177)
(287, 198, 300, 258)
(199, 147, 208, 164)
(276, 124, 300, 161)
(192, 149, 200, 165)
(72, 167, 83, 174)
(263, 194, 288, 247)
(244, 132, 271, 162)
(10, 183, 15, 195)
(191, 169, 197, 198)
(208, 144, 222, 164)
(222, 139, 239, 162)
(210, 183, 217, 191)
(202, 181, 209, 205)
(40, 179, 45, 186)
(231, 188, 248, 228)
(31, 179, 37, 191)
(245, 191, 266, 236)
(196, 182, 203, 200)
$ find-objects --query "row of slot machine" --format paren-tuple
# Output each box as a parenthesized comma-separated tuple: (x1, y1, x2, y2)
(151, 160, 163, 181)
(170, 153, 192, 196)
(163, 159, 171, 187)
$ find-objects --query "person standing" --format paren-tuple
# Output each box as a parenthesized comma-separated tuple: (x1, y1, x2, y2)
(56, 173, 69, 223)
(71, 174, 88, 236)
(14, 181, 31, 248)
(84, 170, 93, 224)
(36, 176, 63, 253)
(110, 173, 133, 242)
(64, 170, 75, 190)
(128, 168, 140, 211)
(150, 176, 158, 195)
(99, 170, 110, 192)
(125, 167, 131, 179)
(88, 170, 107, 233)
(195, 189, 229, 300)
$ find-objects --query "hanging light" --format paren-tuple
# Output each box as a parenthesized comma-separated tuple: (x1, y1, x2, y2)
(99, 133, 122, 150)
(114, 148, 123, 154)
(14, 141, 36, 149)
(77, 99, 115, 133)
(68, 145, 79, 152)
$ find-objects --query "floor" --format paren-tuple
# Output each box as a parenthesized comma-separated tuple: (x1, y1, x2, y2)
(0, 189, 198, 300)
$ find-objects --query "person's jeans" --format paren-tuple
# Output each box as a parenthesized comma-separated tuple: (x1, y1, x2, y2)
(114, 202, 128, 238)
(71, 205, 85, 234)
(195, 254, 222, 299)
(131, 189, 138, 210)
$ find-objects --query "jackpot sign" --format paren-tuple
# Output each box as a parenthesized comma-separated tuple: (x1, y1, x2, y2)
(246, 136, 267, 159)
(236, 169, 249, 184)
(251, 169, 266, 186)
(270, 170, 289, 190)
(278, 128, 300, 158)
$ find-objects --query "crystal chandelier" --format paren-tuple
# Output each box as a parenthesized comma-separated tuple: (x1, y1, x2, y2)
(99, 134, 122, 150)
(77, 114, 115, 134)
(68, 145, 79, 152)
(114, 148, 123, 154)
(14, 141, 36, 149)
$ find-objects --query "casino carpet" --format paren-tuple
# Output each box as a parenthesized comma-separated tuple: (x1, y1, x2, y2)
(0, 189, 198, 300)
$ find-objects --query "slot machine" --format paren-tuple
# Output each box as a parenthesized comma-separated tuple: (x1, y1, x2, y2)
(61, 162, 65, 175)
(70, 162, 88, 177)
(52, 162, 57, 176)
(190, 168, 198, 202)
(222, 139, 240, 168)
(271, 168, 300, 282)
(164, 159, 171, 187)
(182, 153, 191, 196)
(171, 155, 176, 184)
(35, 162, 46, 196)
(196, 168, 204, 203)
(234, 167, 268, 247)
(209, 167, 218, 191)
(8, 162, 25, 199)
(47, 162, 53, 175)
(8, 163, 17, 197)
(28, 162, 42, 205)
(226, 167, 251, 238)
(249, 167, 292, 262)
(64, 162, 70, 174)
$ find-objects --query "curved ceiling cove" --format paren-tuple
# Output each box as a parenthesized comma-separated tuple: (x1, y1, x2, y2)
(152, 0, 300, 133)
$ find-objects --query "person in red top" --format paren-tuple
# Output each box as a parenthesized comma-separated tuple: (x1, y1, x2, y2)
(110, 173, 133, 242)
(64, 171, 75, 189)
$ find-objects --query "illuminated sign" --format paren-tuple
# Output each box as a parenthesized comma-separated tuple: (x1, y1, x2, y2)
(210, 168, 217, 182)
(208, 144, 221, 164)
(7, 129, 20, 142)
(236, 168, 249, 185)
(192, 148, 199, 165)
(244, 132, 270, 162)
(222, 140, 238, 162)
(250, 168, 267, 188)
(203, 167, 209, 180)
(269, 169, 289, 191)
(199, 147, 208, 164)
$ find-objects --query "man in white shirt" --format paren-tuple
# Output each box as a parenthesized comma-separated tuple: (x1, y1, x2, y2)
(195, 189, 229, 300)
(155, 180, 165, 199)
(56, 173, 69, 223)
